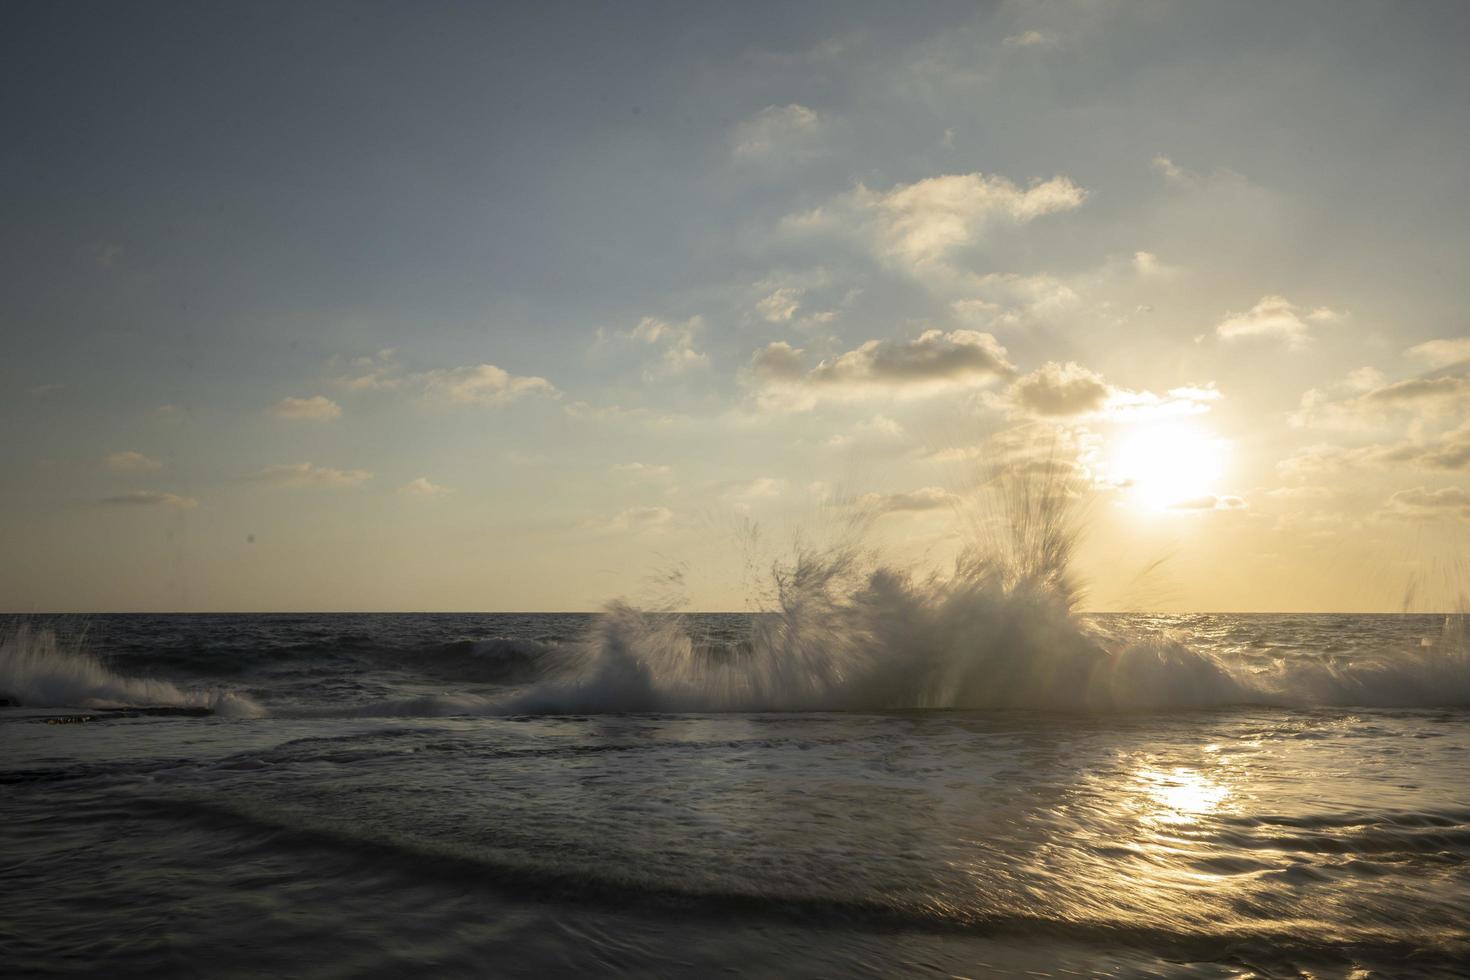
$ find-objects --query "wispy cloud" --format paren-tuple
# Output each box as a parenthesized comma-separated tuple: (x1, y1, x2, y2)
(730, 103, 821, 163)
(101, 490, 197, 509)
(104, 450, 162, 471)
(782, 172, 1085, 280)
(258, 463, 372, 488)
(399, 476, 452, 499)
(271, 395, 342, 420)
(419, 364, 559, 406)
(1216, 295, 1341, 350)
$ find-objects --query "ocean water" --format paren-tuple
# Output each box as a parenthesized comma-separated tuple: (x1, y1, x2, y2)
(2, 609, 1468, 979)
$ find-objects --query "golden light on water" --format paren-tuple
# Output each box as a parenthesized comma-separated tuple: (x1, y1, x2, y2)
(1106, 423, 1230, 512)
(1135, 766, 1231, 825)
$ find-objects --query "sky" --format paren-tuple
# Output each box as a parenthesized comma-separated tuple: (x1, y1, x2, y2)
(3, 0, 1469, 613)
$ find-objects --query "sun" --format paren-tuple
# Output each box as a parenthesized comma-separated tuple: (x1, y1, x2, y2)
(1106, 423, 1228, 511)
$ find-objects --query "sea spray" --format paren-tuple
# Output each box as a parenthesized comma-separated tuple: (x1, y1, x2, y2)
(0, 623, 262, 716)
(508, 467, 1470, 714)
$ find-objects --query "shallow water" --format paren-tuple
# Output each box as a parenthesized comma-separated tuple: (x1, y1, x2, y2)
(2, 613, 1469, 977)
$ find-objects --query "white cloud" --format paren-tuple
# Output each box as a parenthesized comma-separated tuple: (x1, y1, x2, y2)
(603, 315, 709, 380)
(400, 477, 452, 499)
(1216, 295, 1340, 350)
(101, 490, 197, 509)
(1132, 250, 1176, 277)
(756, 287, 804, 323)
(259, 463, 373, 488)
(1407, 337, 1470, 368)
(863, 173, 1085, 269)
(1003, 30, 1056, 48)
(271, 395, 342, 420)
(104, 450, 161, 471)
(784, 173, 1085, 279)
(420, 363, 558, 406)
(337, 349, 404, 391)
(731, 104, 821, 162)
(336, 351, 559, 407)
(1151, 155, 1189, 184)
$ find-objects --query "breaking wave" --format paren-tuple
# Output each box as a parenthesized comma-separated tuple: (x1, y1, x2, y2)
(0, 624, 262, 717)
(507, 472, 1470, 715)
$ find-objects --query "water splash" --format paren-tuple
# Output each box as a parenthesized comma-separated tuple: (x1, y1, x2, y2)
(0, 623, 262, 717)
(508, 468, 1470, 714)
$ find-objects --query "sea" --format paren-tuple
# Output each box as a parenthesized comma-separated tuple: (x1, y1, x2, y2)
(3, 607, 1469, 978)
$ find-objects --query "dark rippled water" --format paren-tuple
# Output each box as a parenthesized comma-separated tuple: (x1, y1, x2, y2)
(3, 613, 1469, 977)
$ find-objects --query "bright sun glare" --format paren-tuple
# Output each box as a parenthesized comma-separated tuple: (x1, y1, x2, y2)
(1107, 423, 1228, 511)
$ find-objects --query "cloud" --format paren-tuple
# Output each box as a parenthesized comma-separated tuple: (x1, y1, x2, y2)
(337, 349, 404, 391)
(1407, 337, 1470, 368)
(400, 477, 452, 499)
(104, 450, 161, 471)
(864, 173, 1085, 269)
(1132, 250, 1176, 277)
(420, 363, 559, 406)
(101, 490, 197, 509)
(1003, 30, 1056, 48)
(731, 103, 821, 162)
(1293, 365, 1470, 430)
(258, 463, 372, 488)
(1151, 155, 1190, 184)
(612, 462, 674, 478)
(1215, 295, 1341, 350)
(995, 361, 1221, 420)
(597, 505, 675, 533)
(784, 172, 1085, 278)
(1150, 155, 1250, 189)
(271, 395, 342, 420)
(600, 315, 709, 380)
(756, 287, 804, 323)
(1005, 362, 1110, 417)
(1386, 487, 1470, 521)
(336, 351, 559, 407)
(1280, 420, 1470, 477)
(857, 486, 959, 514)
(1168, 494, 1247, 511)
(750, 330, 1014, 410)
(1362, 373, 1470, 414)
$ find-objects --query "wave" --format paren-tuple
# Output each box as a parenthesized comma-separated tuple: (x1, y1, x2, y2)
(0, 624, 262, 717)
(503, 471, 1470, 715)
(130, 793, 1465, 972)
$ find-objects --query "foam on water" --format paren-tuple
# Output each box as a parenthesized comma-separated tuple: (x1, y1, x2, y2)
(0, 624, 263, 717)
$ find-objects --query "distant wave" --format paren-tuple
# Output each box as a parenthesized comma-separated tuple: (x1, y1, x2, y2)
(0, 624, 262, 717)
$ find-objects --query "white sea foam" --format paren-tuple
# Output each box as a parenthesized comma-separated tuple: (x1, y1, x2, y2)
(0, 624, 262, 717)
